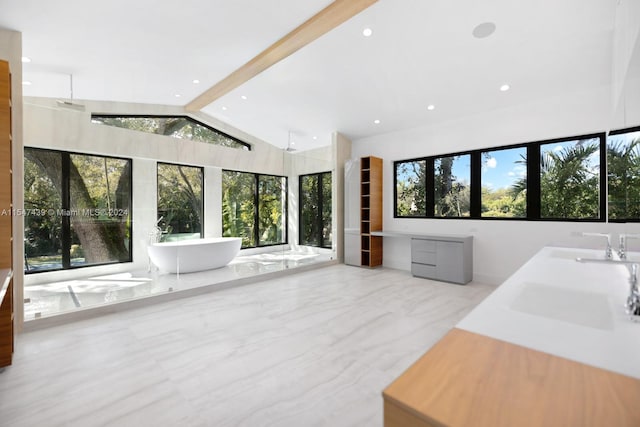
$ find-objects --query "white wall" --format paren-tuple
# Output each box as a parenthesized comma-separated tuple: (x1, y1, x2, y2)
(352, 85, 640, 285)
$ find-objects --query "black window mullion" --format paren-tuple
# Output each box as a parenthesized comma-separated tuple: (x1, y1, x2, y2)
(317, 173, 323, 247)
(470, 152, 482, 218)
(254, 174, 260, 247)
(527, 144, 541, 219)
(426, 158, 435, 217)
(599, 134, 607, 221)
(61, 152, 71, 269)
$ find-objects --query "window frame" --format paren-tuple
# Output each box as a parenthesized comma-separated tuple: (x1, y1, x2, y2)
(393, 132, 607, 222)
(221, 169, 288, 249)
(606, 124, 640, 223)
(156, 162, 205, 239)
(91, 114, 252, 151)
(24, 147, 133, 274)
(298, 171, 332, 249)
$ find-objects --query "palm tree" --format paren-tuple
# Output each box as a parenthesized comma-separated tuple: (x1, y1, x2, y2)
(510, 140, 600, 218)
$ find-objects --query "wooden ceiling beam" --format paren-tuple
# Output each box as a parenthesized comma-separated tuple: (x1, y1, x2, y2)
(185, 0, 378, 112)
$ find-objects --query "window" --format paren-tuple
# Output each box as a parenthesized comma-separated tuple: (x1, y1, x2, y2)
(24, 148, 132, 272)
(393, 132, 606, 221)
(395, 160, 427, 217)
(222, 171, 287, 248)
(157, 163, 203, 240)
(299, 172, 332, 248)
(91, 115, 251, 151)
(539, 137, 601, 219)
(258, 175, 287, 245)
(607, 126, 640, 221)
(434, 154, 470, 217)
(481, 147, 527, 218)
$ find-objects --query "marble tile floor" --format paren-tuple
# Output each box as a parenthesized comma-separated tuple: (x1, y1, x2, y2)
(1, 265, 496, 427)
(24, 249, 335, 321)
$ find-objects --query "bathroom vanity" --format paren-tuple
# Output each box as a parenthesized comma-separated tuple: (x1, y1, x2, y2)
(383, 246, 640, 426)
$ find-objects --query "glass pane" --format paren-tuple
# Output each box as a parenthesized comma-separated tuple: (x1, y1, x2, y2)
(300, 174, 319, 246)
(23, 149, 63, 272)
(157, 163, 203, 241)
(434, 154, 471, 217)
(481, 147, 527, 218)
(321, 172, 332, 248)
(607, 129, 640, 220)
(222, 171, 256, 248)
(69, 154, 131, 267)
(91, 115, 250, 150)
(540, 138, 600, 219)
(395, 160, 426, 217)
(258, 175, 286, 246)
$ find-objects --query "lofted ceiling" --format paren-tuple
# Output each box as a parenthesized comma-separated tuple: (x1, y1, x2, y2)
(0, 0, 618, 151)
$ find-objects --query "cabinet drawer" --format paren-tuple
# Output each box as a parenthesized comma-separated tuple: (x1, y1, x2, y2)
(411, 262, 437, 279)
(411, 238, 436, 252)
(411, 250, 436, 265)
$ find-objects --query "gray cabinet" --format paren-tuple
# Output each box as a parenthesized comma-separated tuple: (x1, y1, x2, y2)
(410, 236, 472, 284)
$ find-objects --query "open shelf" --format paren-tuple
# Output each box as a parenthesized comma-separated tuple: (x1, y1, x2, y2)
(360, 156, 383, 268)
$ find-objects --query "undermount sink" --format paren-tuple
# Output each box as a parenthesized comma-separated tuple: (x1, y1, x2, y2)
(510, 282, 614, 330)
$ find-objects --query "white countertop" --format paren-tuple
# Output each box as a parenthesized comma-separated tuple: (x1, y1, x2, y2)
(457, 246, 640, 379)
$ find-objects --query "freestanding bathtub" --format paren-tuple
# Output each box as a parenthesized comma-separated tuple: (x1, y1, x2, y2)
(147, 237, 242, 274)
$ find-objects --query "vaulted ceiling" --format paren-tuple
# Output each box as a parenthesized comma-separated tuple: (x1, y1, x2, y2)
(0, 0, 620, 151)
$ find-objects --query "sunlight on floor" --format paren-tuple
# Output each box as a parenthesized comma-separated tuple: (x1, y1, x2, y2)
(24, 249, 335, 320)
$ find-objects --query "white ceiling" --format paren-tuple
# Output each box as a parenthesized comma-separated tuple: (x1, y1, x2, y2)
(0, 0, 619, 151)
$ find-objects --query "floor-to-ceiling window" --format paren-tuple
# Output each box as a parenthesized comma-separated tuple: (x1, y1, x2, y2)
(222, 170, 287, 248)
(24, 148, 132, 272)
(299, 172, 332, 248)
(157, 163, 203, 241)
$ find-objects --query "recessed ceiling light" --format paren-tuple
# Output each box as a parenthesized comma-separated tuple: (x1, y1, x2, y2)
(174, 94, 181, 98)
(472, 22, 497, 39)
(312, 136, 318, 140)
(21, 56, 31, 63)
(374, 119, 381, 124)
(241, 95, 247, 100)
(222, 106, 228, 111)
(192, 79, 200, 84)
(500, 84, 510, 92)
(427, 104, 435, 111)
(22, 80, 32, 86)
(363, 28, 373, 37)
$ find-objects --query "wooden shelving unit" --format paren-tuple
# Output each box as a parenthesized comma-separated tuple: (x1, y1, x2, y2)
(360, 156, 383, 267)
(0, 59, 13, 369)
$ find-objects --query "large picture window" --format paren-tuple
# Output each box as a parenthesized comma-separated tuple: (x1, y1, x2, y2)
(299, 172, 332, 248)
(395, 160, 427, 217)
(157, 163, 203, 240)
(481, 147, 527, 218)
(539, 137, 601, 220)
(24, 148, 132, 272)
(222, 170, 287, 248)
(607, 126, 640, 221)
(434, 154, 470, 217)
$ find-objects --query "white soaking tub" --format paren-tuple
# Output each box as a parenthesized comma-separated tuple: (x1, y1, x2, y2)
(147, 237, 242, 273)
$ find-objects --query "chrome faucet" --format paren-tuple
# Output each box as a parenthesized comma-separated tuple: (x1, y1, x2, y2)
(581, 232, 612, 259)
(627, 264, 640, 317)
(618, 233, 640, 260)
